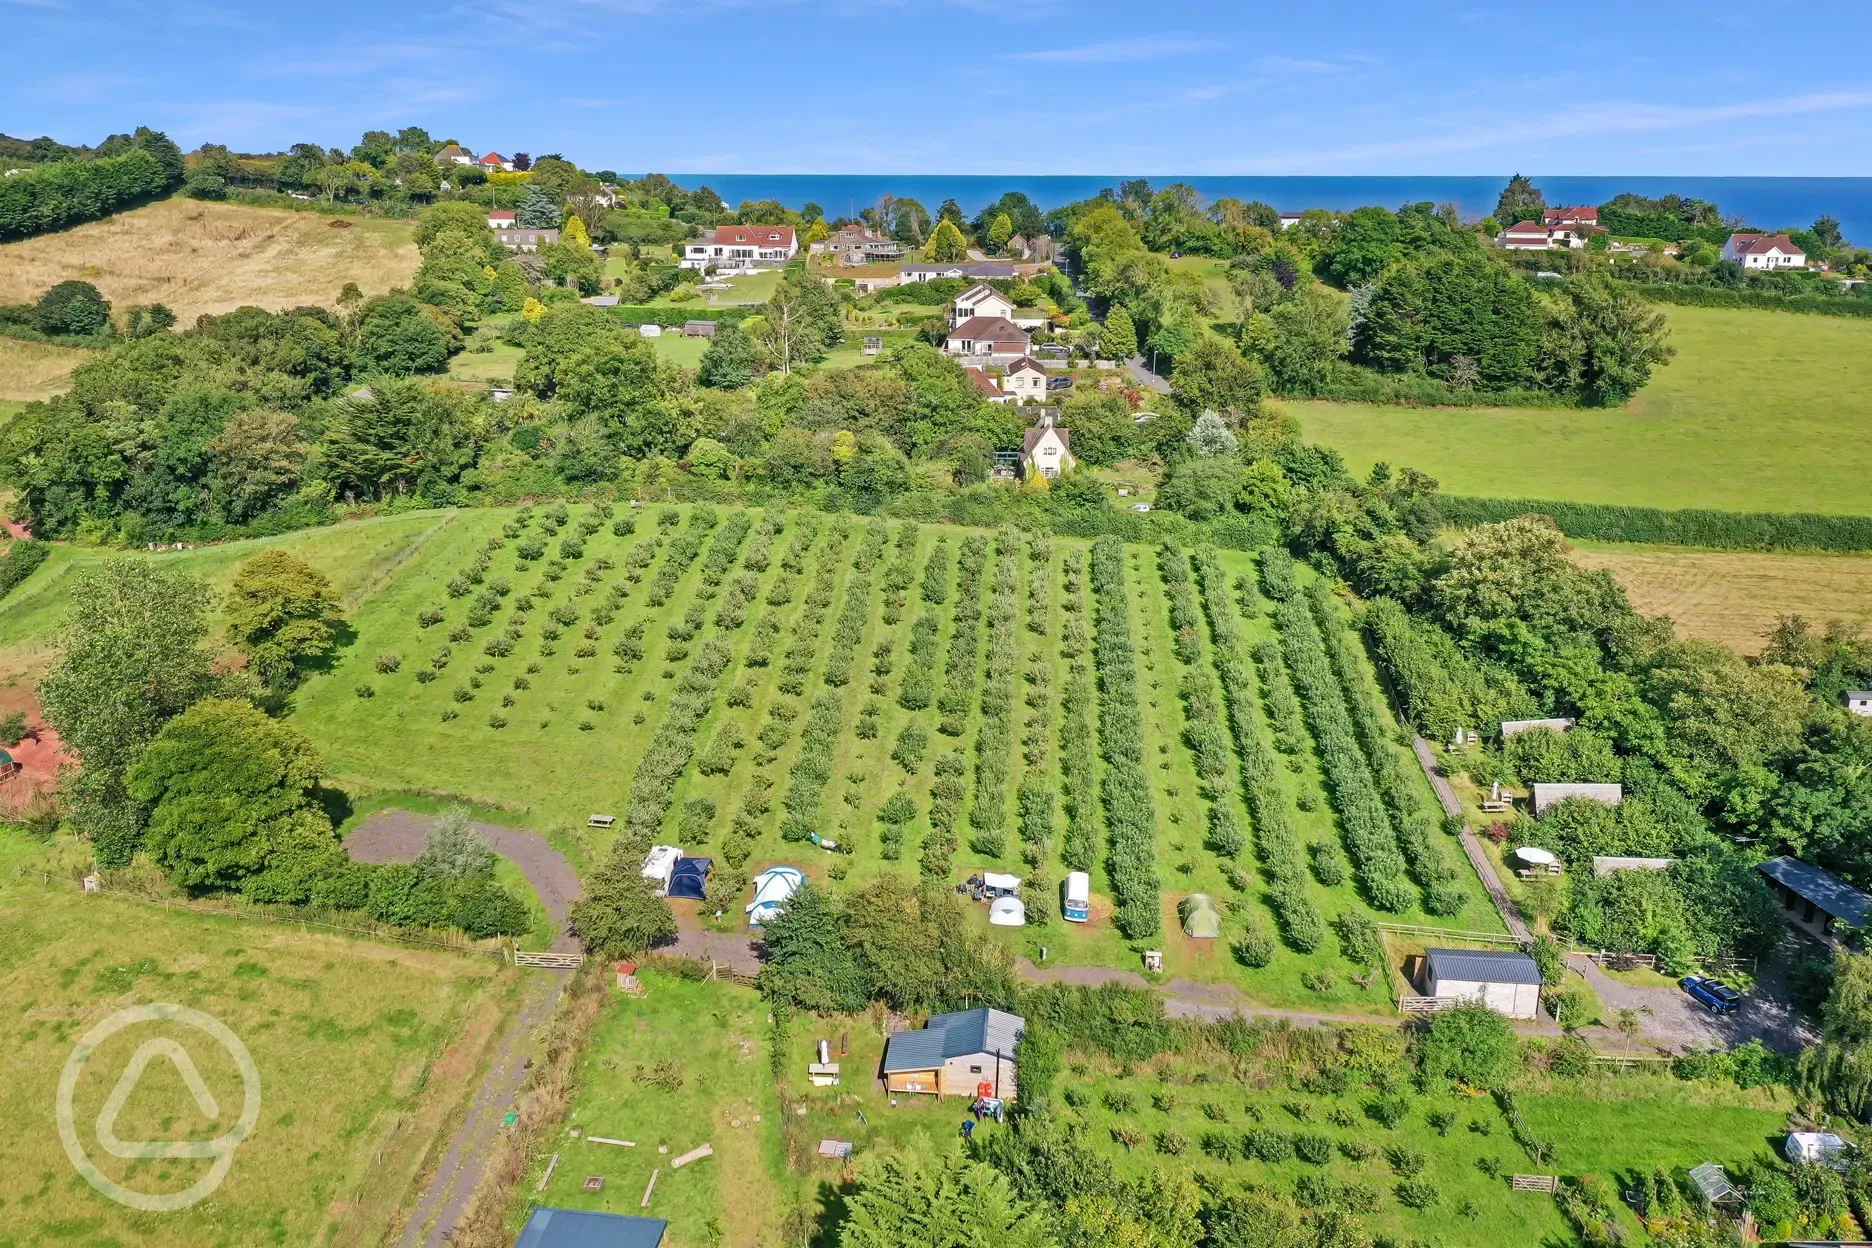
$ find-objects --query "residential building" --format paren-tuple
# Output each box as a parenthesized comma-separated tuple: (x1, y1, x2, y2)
(1544, 205, 1599, 229)
(1846, 690, 1872, 716)
(1003, 357, 1048, 401)
(949, 282, 1015, 328)
(681, 225, 799, 271)
(1498, 220, 1556, 250)
(901, 261, 1017, 283)
(1421, 948, 1542, 1019)
(514, 1208, 668, 1248)
(495, 227, 559, 253)
(1757, 856, 1870, 944)
(479, 151, 514, 173)
(1021, 410, 1074, 479)
(486, 209, 516, 229)
(1278, 211, 1303, 229)
(881, 1007, 1024, 1099)
(968, 370, 1014, 405)
(815, 223, 906, 265)
(945, 315, 1030, 364)
(1724, 232, 1807, 269)
(433, 144, 475, 168)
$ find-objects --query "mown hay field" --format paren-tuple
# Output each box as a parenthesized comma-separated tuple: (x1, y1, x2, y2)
(1573, 541, 1872, 653)
(0, 197, 419, 323)
(0, 339, 99, 401)
(0, 836, 511, 1248)
(1294, 303, 1872, 515)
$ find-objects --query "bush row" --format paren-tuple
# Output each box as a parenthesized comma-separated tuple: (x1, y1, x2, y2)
(1308, 583, 1468, 916)
(0, 539, 50, 602)
(1193, 546, 1325, 952)
(1059, 549, 1100, 875)
(739, 508, 783, 572)
(1619, 279, 1872, 320)
(622, 636, 737, 838)
(922, 750, 967, 878)
(820, 567, 875, 688)
(646, 515, 710, 607)
(897, 611, 942, 711)
(920, 537, 950, 604)
(934, 535, 989, 736)
(1357, 597, 1537, 744)
(779, 692, 845, 842)
(1158, 544, 1205, 664)
(1435, 494, 1872, 553)
(968, 533, 1022, 852)
(1258, 546, 1297, 601)
(0, 149, 176, 241)
(1091, 537, 1160, 939)
(1026, 533, 1052, 637)
(696, 509, 753, 589)
(713, 572, 760, 631)
(1274, 595, 1418, 913)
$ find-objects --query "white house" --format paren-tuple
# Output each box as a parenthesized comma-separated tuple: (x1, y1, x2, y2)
(1278, 210, 1303, 230)
(1021, 410, 1074, 479)
(1422, 947, 1542, 1019)
(1531, 783, 1622, 816)
(1846, 690, 1872, 717)
(1003, 357, 1048, 401)
(487, 209, 516, 229)
(494, 226, 559, 253)
(945, 315, 1030, 364)
(1498, 220, 1557, 250)
(949, 282, 1015, 328)
(681, 225, 799, 271)
(1724, 232, 1806, 269)
(902, 261, 1017, 283)
(479, 151, 515, 173)
(968, 370, 1014, 405)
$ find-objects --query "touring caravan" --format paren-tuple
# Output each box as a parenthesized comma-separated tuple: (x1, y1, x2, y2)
(640, 845, 683, 896)
(1063, 872, 1090, 923)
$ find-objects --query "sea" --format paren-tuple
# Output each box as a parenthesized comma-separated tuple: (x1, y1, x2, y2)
(648, 175, 1872, 246)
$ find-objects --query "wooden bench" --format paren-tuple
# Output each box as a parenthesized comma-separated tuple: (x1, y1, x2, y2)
(588, 813, 616, 828)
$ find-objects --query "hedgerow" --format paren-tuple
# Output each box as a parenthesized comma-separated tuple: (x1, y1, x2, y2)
(897, 611, 941, 711)
(1193, 546, 1324, 952)
(821, 565, 875, 688)
(935, 535, 989, 737)
(646, 519, 708, 607)
(1258, 545, 1297, 602)
(621, 635, 736, 839)
(1158, 544, 1204, 664)
(1274, 591, 1417, 913)
(923, 750, 967, 878)
(968, 530, 1022, 854)
(1091, 537, 1159, 939)
(0, 539, 51, 602)
(921, 537, 950, 604)
(696, 509, 753, 590)
(780, 692, 844, 842)
(1436, 493, 1872, 552)
(1059, 549, 1100, 874)
(1308, 581, 1467, 915)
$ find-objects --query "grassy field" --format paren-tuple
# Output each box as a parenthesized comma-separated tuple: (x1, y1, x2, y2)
(0, 339, 99, 402)
(647, 335, 710, 367)
(0, 835, 511, 1248)
(1573, 542, 1872, 653)
(447, 340, 526, 385)
(535, 972, 786, 1246)
(0, 197, 418, 322)
(1294, 303, 1872, 515)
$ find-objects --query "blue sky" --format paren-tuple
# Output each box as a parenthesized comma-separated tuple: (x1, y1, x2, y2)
(6, 0, 1872, 176)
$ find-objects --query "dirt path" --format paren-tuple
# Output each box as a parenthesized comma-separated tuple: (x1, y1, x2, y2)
(1411, 735, 1532, 941)
(396, 968, 568, 1248)
(348, 810, 585, 952)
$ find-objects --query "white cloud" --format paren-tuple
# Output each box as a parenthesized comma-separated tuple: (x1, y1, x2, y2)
(1010, 35, 1212, 64)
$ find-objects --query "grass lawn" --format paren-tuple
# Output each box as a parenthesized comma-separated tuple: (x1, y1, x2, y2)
(1163, 253, 1237, 309)
(1571, 541, 1872, 654)
(447, 340, 525, 385)
(0, 198, 417, 324)
(0, 835, 511, 1248)
(0, 338, 98, 402)
(647, 335, 710, 368)
(1293, 303, 1872, 515)
(533, 971, 787, 1247)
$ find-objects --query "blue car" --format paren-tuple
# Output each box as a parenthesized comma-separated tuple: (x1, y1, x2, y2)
(1680, 975, 1741, 1016)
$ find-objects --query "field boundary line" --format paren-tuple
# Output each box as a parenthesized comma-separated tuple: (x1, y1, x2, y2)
(12, 866, 507, 961)
(343, 508, 461, 609)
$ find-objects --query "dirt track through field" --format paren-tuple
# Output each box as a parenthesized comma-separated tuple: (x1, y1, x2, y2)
(348, 809, 583, 952)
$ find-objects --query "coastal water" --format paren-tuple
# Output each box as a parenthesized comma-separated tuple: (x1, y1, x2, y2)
(652, 175, 1872, 245)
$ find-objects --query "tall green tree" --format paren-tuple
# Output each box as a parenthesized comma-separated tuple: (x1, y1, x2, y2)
(127, 698, 337, 892)
(1494, 173, 1547, 225)
(33, 281, 112, 336)
(1537, 276, 1675, 405)
(38, 561, 217, 863)
(1100, 304, 1138, 359)
(1168, 335, 1263, 418)
(224, 550, 344, 688)
(840, 1146, 1058, 1248)
(758, 881, 870, 1012)
(351, 293, 451, 375)
(926, 219, 970, 263)
(516, 183, 562, 229)
(569, 849, 677, 957)
(1354, 251, 1540, 391)
(697, 323, 758, 389)
(986, 213, 1015, 253)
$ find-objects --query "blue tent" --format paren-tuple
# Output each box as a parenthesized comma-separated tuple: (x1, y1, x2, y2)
(668, 856, 711, 900)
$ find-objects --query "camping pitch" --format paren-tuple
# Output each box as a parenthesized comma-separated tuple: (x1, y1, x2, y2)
(1180, 894, 1221, 939)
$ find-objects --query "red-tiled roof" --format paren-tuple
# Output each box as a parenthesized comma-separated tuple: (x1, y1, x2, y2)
(480, 152, 506, 165)
(967, 370, 1002, 398)
(488, 210, 516, 221)
(1503, 220, 1549, 235)
(711, 225, 796, 248)
(1543, 206, 1598, 224)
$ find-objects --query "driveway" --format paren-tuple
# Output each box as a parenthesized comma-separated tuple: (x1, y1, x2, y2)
(347, 809, 585, 952)
(1567, 952, 1816, 1054)
(1126, 356, 1171, 393)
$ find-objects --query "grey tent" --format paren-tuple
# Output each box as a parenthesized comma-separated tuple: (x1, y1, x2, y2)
(1180, 894, 1221, 939)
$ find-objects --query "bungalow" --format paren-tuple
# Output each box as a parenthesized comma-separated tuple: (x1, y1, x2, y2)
(944, 315, 1030, 364)
(487, 209, 516, 229)
(816, 223, 906, 265)
(1498, 220, 1556, 250)
(1021, 410, 1074, 479)
(1724, 232, 1806, 269)
(1003, 356, 1048, 401)
(901, 261, 1017, 283)
(1846, 690, 1872, 717)
(1421, 947, 1542, 1019)
(682, 224, 798, 271)
(1757, 856, 1870, 944)
(949, 282, 1014, 328)
(1278, 210, 1304, 230)
(495, 227, 559, 253)
(479, 151, 515, 173)
(967, 369, 1014, 405)
(881, 1007, 1024, 1099)
(433, 144, 475, 168)
(1544, 205, 1599, 229)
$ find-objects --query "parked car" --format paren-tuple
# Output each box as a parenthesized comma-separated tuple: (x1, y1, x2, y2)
(1680, 975, 1741, 1015)
(1046, 376, 1073, 391)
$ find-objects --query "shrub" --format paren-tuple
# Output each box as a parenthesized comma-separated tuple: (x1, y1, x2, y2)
(1367, 1096, 1410, 1128)
(1233, 925, 1276, 968)
(354, 683, 375, 698)
(1386, 1145, 1427, 1177)
(418, 607, 444, 628)
(1294, 1132, 1333, 1164)
(415, 669, 437, 684)
(1102, 1088, 1139, 1114)
(1244, 1128, 1294, 1162)
(374, 652, 401, 673)
(1395, 1179, 1441, 1210)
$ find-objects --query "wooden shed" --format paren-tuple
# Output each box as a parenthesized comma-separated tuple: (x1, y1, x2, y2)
(881, 1007, 1023, 1099)
(1423, 947, 1542, 1020)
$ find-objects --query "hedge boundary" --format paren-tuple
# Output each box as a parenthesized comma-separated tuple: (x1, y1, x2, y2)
(1437, 494, 1872, 553)
(1617, 281, 1872, 320)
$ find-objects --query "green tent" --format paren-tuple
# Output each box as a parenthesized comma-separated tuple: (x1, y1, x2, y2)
(1180, 894, 1221, 939)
